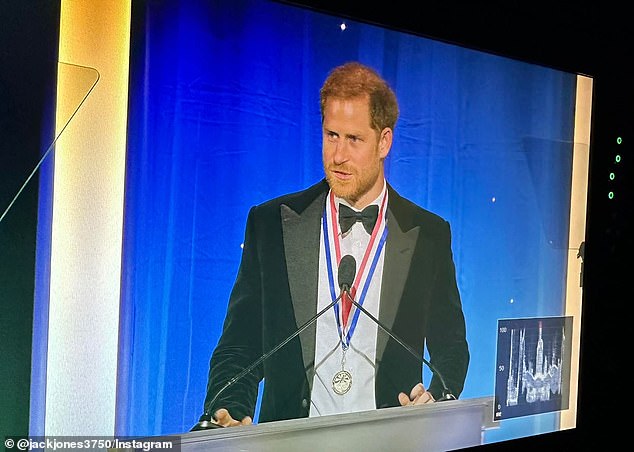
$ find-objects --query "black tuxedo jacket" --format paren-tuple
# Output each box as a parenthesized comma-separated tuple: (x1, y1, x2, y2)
(203, 179, 469, 423)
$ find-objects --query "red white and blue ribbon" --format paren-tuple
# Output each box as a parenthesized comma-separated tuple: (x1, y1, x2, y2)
(322, 189, 388, 350)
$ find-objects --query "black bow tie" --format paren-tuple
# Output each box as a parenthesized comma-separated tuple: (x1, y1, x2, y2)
(338, 203, 379, 235)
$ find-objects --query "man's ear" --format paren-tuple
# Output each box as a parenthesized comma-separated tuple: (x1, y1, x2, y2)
(378, 127, 393, 159)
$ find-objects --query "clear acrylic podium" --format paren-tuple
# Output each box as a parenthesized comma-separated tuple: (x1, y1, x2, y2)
(178, 397, 496, 452)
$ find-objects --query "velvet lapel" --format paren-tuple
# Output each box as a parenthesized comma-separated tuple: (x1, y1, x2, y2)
(280, 188, 327, 387)
(376, 188, 420, 364)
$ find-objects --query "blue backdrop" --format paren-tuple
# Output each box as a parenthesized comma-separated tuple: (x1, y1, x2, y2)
(117, 0, 577, 442)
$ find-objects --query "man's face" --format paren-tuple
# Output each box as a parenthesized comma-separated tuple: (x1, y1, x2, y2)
(322, 96, 391, 209)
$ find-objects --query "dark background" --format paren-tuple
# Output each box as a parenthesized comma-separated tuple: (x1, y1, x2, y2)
(1, 0, 630, 448)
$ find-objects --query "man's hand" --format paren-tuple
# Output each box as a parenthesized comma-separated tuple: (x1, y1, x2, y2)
(213, 408, 253, 427)
(398, 382, 435, 406)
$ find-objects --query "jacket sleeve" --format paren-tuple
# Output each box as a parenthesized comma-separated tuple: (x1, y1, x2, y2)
(426, 220, 470, 400)
(202, 206, 264, 421)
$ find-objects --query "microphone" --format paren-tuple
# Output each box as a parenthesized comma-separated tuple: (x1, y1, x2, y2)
(343, 274, 457, 402)
(191, 254, 357, 431)
(338, 254, 356, 292)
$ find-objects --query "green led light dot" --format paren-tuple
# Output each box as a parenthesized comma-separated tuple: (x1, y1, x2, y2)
(617, 137, 622, 145)
(608, 191, 615, 200)
(609, 172, 615, 180)
(615, 155, 621, 163)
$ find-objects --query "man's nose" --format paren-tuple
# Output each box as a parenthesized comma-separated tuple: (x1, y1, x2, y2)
(332, 140, 349, 164)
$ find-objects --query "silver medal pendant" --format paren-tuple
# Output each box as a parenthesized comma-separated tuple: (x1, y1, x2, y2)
(332, 369, 352, 395)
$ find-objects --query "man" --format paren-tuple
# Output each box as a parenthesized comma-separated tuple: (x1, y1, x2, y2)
(197, 61, 469, 428)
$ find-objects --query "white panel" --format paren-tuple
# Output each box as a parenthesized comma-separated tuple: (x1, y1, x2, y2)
(45, 0, 131, 435)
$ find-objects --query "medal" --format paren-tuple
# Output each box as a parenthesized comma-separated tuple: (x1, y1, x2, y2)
(332, 370, 352, 395)
(332, 347, 352, 395)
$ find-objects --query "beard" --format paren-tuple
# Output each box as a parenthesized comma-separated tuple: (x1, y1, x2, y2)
(324, 160, 382, 205)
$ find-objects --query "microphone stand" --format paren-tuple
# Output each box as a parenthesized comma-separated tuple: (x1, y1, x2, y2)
(347, 295, 456, 402)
